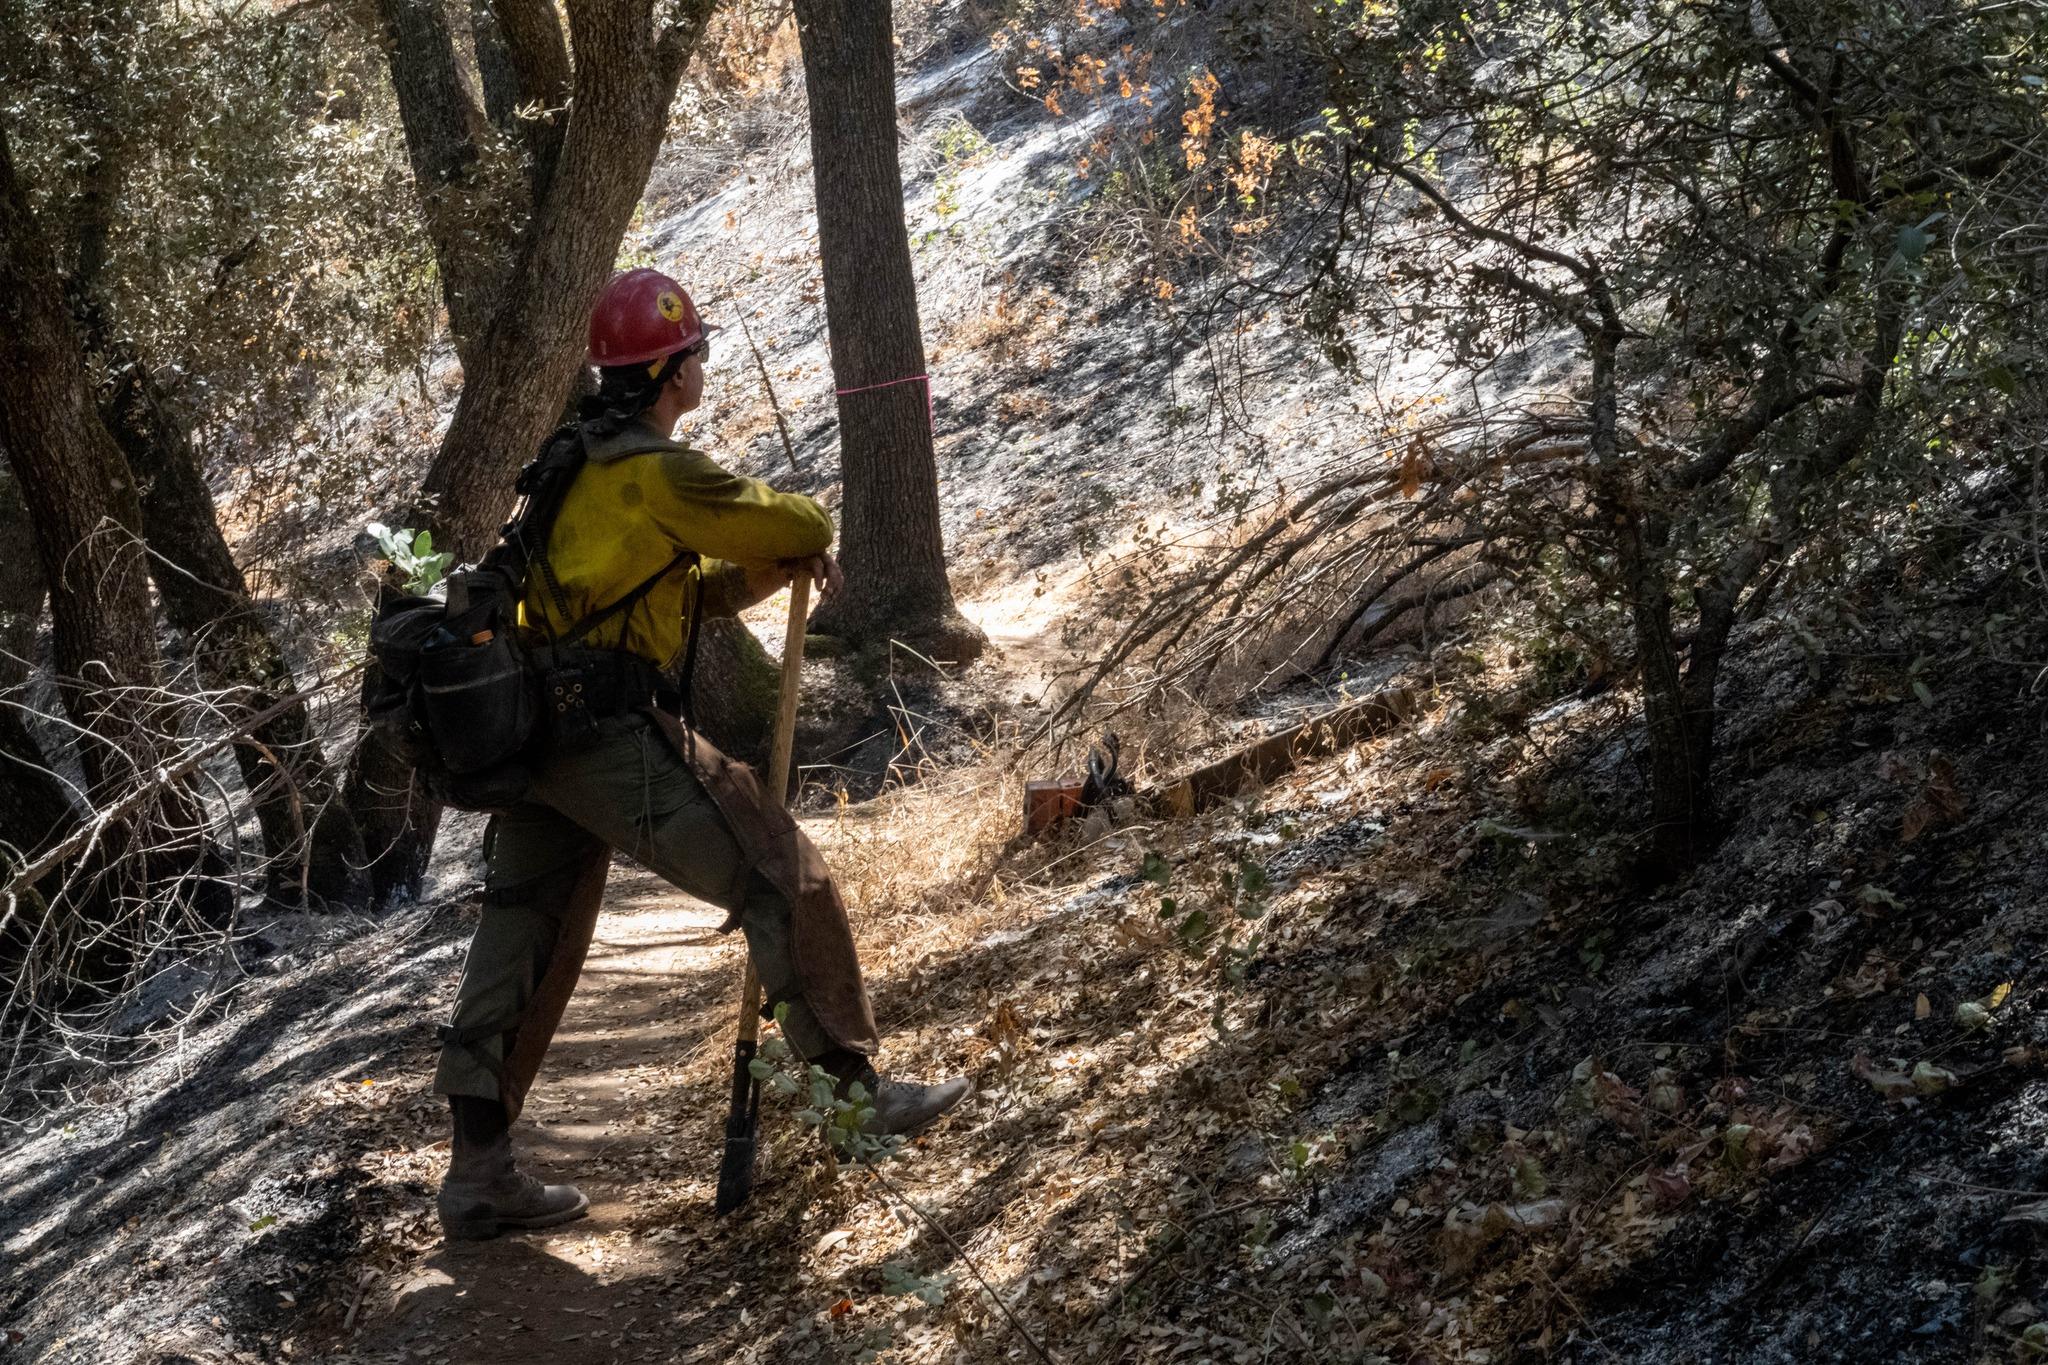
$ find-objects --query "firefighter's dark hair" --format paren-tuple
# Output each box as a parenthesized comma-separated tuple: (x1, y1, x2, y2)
(579, 349, 688, 431)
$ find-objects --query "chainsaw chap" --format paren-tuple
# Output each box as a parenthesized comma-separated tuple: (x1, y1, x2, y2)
(433, 708, 879, 1120)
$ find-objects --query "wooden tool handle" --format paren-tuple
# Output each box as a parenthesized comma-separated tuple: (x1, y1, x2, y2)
(766, 574, 811, 806)
(734, 574, 811, 1045)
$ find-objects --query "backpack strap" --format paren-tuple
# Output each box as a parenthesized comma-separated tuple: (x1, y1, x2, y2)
(490, 422, 704, 697)
(558, 548, 698, 647)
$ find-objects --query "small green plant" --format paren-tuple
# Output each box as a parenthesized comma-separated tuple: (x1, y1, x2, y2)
(749, 1004, 906, 1165)
(880, 1261, 955, 1307)
(924, 119, 992, 240)
(366, 522, 452, 596)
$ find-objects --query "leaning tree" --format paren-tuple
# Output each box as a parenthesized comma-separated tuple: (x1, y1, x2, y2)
(351, 0, 721, 901)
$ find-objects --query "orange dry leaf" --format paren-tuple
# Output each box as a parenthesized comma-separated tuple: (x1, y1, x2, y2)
(828, 1297, 854, 1319)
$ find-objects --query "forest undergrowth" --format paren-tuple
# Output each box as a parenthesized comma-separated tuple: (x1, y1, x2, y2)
(11, 518, 2043, 1365)
(4, 0, 2046, 1362)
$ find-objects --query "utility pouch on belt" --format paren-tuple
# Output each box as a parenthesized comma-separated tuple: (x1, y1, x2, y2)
(536, 649, 666, 753)
(415, 566, 537, 775)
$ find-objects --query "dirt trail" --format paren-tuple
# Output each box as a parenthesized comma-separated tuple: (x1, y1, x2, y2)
(315, 757, 1031, 1365)
(324, 866, 780, 1364)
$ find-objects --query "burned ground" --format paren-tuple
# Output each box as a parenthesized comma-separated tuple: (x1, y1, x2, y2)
(4, 4, 2044, 1364)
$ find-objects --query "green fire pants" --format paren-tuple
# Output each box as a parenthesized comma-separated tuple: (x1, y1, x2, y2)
(432, 711, 841, 1109)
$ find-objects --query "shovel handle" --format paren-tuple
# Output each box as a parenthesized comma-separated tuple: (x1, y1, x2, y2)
(767, 574, 811, 805)
(733, 575, 810, 1047)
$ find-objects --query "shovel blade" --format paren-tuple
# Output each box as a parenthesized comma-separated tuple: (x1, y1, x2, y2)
(714, 1112, 758, 1214)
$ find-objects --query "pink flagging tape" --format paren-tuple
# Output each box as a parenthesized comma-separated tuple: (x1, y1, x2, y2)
(833, 372, 933, 431)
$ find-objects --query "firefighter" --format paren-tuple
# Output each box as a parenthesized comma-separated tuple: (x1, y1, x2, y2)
(433, 268, 969, 1240)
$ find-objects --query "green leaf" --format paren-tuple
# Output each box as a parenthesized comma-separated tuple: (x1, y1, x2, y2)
(748, 1058, 774, 1081)
(249, 1214, 278, 1233)
(881, 1262, 955, 1308)
(1140, 850, 1172, 886)
(1237, 858, 1270, 897)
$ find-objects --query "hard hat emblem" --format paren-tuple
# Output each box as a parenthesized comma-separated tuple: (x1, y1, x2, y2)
(657, 291, 686, 323)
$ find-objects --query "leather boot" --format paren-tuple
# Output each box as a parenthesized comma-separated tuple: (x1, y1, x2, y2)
(437, 1095, 589, 1240)
(828, 1061, 970, 1138)
(865, 1074, 972, 1137)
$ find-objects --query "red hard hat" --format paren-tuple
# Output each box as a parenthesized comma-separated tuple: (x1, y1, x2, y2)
(587, 267, 706, 369)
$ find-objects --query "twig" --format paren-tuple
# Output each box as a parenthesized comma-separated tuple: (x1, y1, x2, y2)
(854, 1151, 1061, 1365)
(0, 665, 362, 922)
(736, 311, 800, 473)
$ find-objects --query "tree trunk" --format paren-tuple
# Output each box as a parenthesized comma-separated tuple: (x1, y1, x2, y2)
(689, 617, 781, 766)
(487, 0, 572, 204)
(1619, 515, 1715, 873)
(0, 466, 76, 869)
(373, 0, 512, 363)
(409, 0, 714, 564)
(353, 0, 716, 903)
(104, 361, 368, 906)
(469, 0, 521, 131)
(342, 695, 442, 908)
(0, 127, 166, 799)
(791, 0, 985, 664)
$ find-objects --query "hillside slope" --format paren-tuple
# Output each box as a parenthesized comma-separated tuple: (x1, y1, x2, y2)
(4, 6, 2045, 1365)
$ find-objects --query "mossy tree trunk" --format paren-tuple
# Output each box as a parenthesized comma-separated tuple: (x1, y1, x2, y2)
(689, 618, 781, 767)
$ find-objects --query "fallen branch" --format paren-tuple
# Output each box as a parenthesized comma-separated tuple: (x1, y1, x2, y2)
(0, 665, 363, 926)
(1149, 685, 1420, 818)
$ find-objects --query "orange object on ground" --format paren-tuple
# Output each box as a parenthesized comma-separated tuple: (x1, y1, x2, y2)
(1024, 778, 1085, 835)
